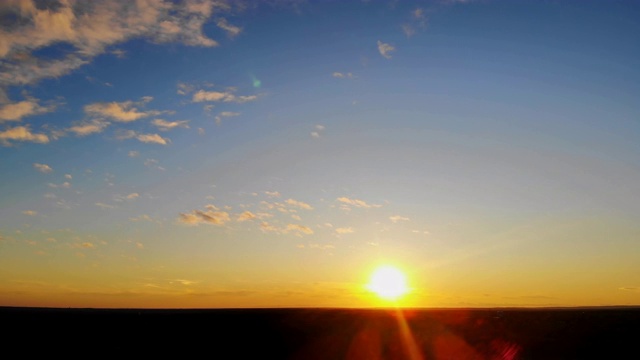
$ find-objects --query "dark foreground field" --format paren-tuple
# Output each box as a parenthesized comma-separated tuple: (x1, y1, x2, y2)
(2, 306, 639, 359)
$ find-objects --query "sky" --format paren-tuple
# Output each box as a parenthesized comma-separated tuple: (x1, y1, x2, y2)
(0, 0, 639, 309)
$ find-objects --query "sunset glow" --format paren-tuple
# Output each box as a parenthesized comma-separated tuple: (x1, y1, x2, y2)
(1, 0, 639, 309)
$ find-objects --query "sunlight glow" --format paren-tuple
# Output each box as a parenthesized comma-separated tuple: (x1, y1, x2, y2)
(367, 265, 409, 301)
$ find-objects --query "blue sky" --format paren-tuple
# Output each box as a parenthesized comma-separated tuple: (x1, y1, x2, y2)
(1, 0, 639, 308)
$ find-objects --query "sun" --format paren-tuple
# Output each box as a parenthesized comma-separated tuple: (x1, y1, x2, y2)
(367, 265, 409, 301)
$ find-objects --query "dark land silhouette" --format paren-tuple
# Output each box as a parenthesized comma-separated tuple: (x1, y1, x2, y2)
(2, 306, 639, 359)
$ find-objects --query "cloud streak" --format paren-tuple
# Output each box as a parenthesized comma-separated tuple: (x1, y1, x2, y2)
(0, 0, 226, 87)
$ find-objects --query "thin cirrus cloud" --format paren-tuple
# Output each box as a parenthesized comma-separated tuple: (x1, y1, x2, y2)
(0, 0, 228, 88)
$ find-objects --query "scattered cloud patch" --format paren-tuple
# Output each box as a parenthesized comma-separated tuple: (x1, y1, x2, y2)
(217, 18, 242, 38)
(136, 133, 170, 145)
(179, 205, 230, 226)
(337, 196, 382, 209)
(215, 111, 240, 125)
(0, 0, 225, 87)
(192, 90, 257, 104)
(311, 124, 325, 138)
(285, 198, 314, 210)
(390, 215, 410, 223)
(286, 223, 314, 236)
(33, 163, 53, 173)
(332, 72, 354, 79)
(22, 210, 37, 216)
(152, 119, 189, 131)
(67, 119, 109, 136)
(377, 40, 395, 59)
(0, 99, 55, 122)
(237, 211, 257, 222)
(95, 202, 114, 209)
(0, 126, 49, 145)
(336, 227, 354, 234)
(84, 97, 161, 122)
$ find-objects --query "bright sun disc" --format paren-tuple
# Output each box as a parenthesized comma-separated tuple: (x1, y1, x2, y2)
(367, 265, 408, 301)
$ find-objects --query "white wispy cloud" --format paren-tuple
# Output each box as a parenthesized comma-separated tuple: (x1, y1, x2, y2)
(310, 124, 325, 138)
(179, 205, 230, 226)
(215, 111, 240, 125)
(377, 40, 395, 59)
(390, 215, 410, 223)
(151, 119, 190, 131)
(136, 133, 170, 145)
(33, 163, 53, 173)
(217, 18, 242, 38)
(285, 223, 314, 235)
(84, 97, 160, 122)
(0, 126, 49, 145)
(0, 99, 55, 122)
(337, 196, 382, 209)
(95, 202, 114, 209)
(67, 119, 109, 136)
(264, 191, 281, 198)
(192, 90, 257, 104)
(332, 72, 354, 79)
(0, 0, 226, 87)
(285, 198, 314, 210)
(335, 227, 354, 234)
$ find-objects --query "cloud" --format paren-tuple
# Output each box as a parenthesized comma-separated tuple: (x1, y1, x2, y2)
(0, 126, 49, 145)
(285, 198, 314, 210)
(336, 227, 354, 234)
(0, 0, 226, 87)
(33, 163, 53, 173)
(332, 72, 354, 79)
(126, 193, 139, 200)
(67, 119, 109, 136)
(311, 124, 325, 138)
(84, 97, 160, 122)
(128, 151, 140, 157)
(192, 90, 257, 104)
(136, 133, 170, 145)
(151, 119, 190, 131)
(264, 191, 281, 198)
(337, 196, 382, 209)
(237, 211, 257, 222)
(95, 202, 114, 209)
(260, 221, 279, 232)
(390, 215, 410, 223)
(217, 18, 242, 38)
(377, 40, 395, 59)
(0, 99, 54, 122)
(179, 205, 230, 226)
(286, 224, 314, 235)
(214, 111, 240, 125)
(22, 210, 37, 216)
